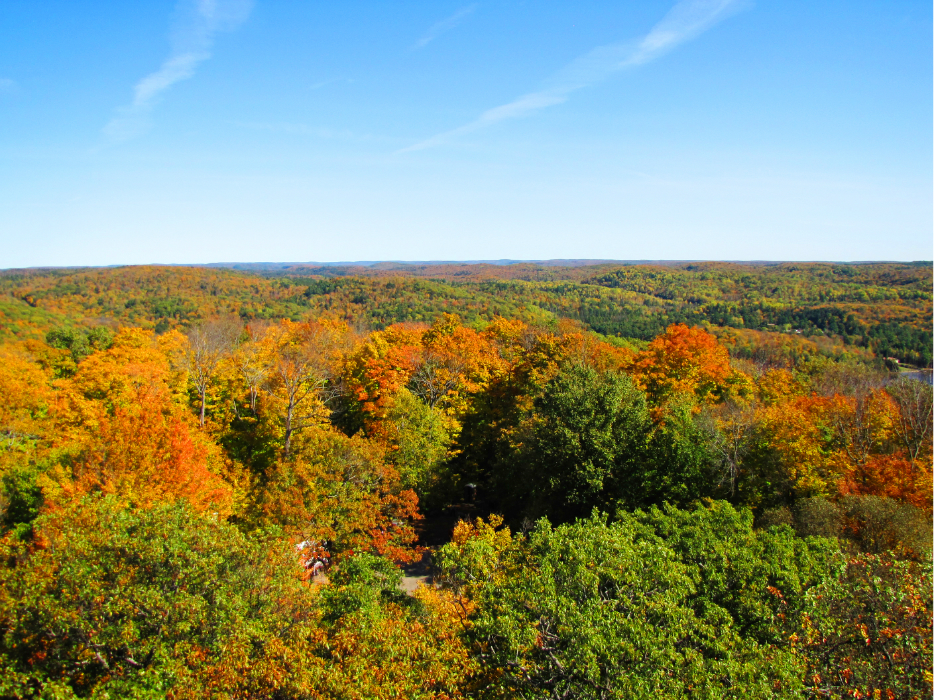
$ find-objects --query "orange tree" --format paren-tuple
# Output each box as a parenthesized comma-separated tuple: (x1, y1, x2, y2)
(39, 327, 237, 517)
(630, 323, 737, 407)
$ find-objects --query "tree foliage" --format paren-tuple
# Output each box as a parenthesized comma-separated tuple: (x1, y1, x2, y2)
(0, 262, 930, 697)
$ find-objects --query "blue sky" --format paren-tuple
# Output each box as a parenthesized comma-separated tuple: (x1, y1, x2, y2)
(0, 1, 930, 266)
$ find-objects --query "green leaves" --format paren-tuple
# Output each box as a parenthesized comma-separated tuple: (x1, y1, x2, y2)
(319, 552, 409, 624)
(437, 506, 820, 699)
(491, 364, 649, 521)
(489, 364, 713, 522)
(795, 553, 933, 699)
(0, 496, 319, 698)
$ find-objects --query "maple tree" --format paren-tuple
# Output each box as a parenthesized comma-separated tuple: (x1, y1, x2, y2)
(259, 319, 350, 455)
(180, 316, 241, 427)
(631, 323, 737, 405)
(0, 261, 930, 698)
(257, 427, 421, 563)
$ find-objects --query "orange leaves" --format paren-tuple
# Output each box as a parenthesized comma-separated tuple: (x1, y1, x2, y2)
(415, 318, 508, 415)
(343, 324, 423, 422)
(61, 327, 184, 414)
(10, 326, 236, 517)
(756, 368, 805, 404)
(631, 324, 734, 405)
(64, 395, 234, 516)
(344, 315, 509, 436)
(839, 453, 933, 511)
(0, 343, 53, 443)
(831, 383, 931, 510)
(820, 389, 898, 471)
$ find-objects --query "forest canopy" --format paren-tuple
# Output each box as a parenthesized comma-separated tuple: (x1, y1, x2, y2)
(0, 261, 930, 699)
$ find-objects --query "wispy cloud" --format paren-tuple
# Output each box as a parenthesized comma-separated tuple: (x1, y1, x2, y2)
(103, 0, 253, 143)
(414, 4, 478, 49)
(307, 77, 354, 91)
(0, 78, 17, 94)
(401, 0, 746, 152)
(232, 121, 355, 140)
(231, 120, 391, 144)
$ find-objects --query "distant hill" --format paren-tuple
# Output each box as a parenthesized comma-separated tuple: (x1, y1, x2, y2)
(0, 260, 930, 366)
(201, 259, 918, 273)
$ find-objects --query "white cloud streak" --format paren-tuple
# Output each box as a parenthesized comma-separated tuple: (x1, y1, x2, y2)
(103, 0, 252, 142)
(414, 4, 478, 49)
(0, 78, 17, 94)
(400, 0, 745, 152)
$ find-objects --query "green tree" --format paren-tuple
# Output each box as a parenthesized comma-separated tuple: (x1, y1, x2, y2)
(496, 364, 652, 521)
(0, 496, 321, 699)
(435, 504, 833, 700)
(384, 388, 453, 506)
(492, 365, 713, 522)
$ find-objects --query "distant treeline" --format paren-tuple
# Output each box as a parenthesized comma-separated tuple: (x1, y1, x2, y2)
(1, 261, 930, 366)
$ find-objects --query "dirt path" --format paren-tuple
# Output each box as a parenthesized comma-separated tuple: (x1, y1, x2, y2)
(312, 504, 486, 595)
(400, 550, 434, 593)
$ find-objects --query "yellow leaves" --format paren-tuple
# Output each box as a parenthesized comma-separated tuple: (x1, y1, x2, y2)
(0, 343, 54, 448)
(320, 589, 476, 700)
(343, 326, 421, 420)
(443, 515, 517, 592)
(451, 514, 509, 548)
(251, 319, 354, 454)
(482, 316, 526, 348)
(1, 327, 238, 517)
(759, 397, 836, 497)
(414, 584, 476, 627)
(757, 368, 803, 404)
(821, 389, 898, 473)
(65, 328, 183, 408)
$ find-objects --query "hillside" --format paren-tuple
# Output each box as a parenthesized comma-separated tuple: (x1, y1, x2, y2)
(2, 261, 930, 366)
(0, 260, 930, 698)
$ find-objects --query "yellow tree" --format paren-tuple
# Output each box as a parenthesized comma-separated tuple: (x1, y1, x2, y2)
(756, 396, 837, 499)
(180, 316, 241, 427)
(0, 344, 54, 454)
(261, 319, 350, 456)
(232, 322, 272, 414)
(53, 327, 187, 442)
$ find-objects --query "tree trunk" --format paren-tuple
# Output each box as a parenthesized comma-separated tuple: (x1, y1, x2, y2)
(284, 401, 294, 456)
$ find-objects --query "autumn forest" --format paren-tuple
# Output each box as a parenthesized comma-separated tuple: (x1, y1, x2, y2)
(0, 261, 931, 699)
